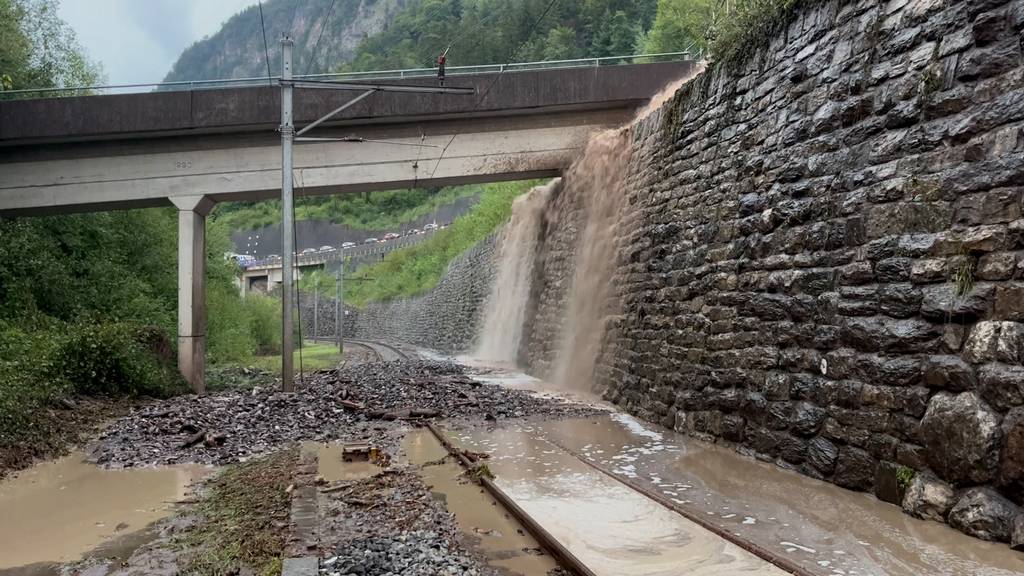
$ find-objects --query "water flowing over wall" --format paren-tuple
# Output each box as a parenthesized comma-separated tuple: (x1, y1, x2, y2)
(475, 182, 558, 364)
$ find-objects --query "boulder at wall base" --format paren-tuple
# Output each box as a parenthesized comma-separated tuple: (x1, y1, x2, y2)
(919, 392, 1002, 485)
(833, 446, 877, 492)
(1001, 408, 1024, 503)
(901, 472, 956, 522)
(948, 487, 1020, 542)
(1012, 513, 1024, 551)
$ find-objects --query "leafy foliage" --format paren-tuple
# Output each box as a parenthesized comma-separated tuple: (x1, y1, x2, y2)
(640, 0, 713, 55)
(707, 0, 808, 69)
(43, 322, 185, 397)
(343, 0, 658, 73)
(0, 0, 103, 95)
(345, 180, 536, 307)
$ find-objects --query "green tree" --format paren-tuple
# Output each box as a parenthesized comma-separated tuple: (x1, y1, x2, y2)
(640, 0, 712, 55)
(542, 26, 582, 61)
(0, 0, 102, 94)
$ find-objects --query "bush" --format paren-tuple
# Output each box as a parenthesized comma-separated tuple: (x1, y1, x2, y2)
(44, 322, 185, 398)
(244, 294, 281, 355)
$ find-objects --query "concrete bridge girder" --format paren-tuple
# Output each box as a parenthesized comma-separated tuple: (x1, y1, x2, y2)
(0, 110, 624, 214)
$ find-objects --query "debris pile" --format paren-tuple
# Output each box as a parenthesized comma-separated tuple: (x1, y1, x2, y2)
(90, 359, 598, 468)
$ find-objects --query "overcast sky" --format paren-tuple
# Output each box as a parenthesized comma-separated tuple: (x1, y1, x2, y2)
(59, 0, 257, 85)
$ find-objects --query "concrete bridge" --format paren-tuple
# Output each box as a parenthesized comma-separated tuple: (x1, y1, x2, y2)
(0, 58, 698, 391)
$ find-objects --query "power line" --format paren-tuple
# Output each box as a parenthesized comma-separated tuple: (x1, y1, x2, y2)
(429, 0, 561, 179)
(288, 0, 302, 35)
(258, 1, 273, 85)
(304, 0, 338, 76)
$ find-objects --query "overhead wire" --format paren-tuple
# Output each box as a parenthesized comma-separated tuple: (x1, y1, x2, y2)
(258, 0, 273, 84)
(304, 0, 338, 76)
(428, 0, 561, 179)
(287, 0, 302, 35)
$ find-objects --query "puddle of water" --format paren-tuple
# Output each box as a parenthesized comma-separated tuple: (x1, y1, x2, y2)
(540, 415, 1024, 576)
(447, 425, 788, 576)
(401, 429, 559, 576)
(302, 441, 383, 483)
(0, 452, 208, 571)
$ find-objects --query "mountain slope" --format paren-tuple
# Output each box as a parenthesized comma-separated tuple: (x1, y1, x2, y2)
(162, 0, 410, 82)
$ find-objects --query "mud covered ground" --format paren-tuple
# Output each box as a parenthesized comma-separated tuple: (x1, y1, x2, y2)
(90, 359, 599, 468)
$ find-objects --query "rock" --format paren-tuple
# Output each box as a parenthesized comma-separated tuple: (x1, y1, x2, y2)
(919, 283, 994, 322)
(919, 392, 1001, 485)
(977, 252, 1016, 280)
(948, 487, 1019, 542)
(791, 401, 827, 436)
(807, 437, 839, 475)
(922, 356, 976, 390)
(999, 408, 1024, 501)
(902, 472, 956, 522)
(979, 364, 1024, 412)
(834, 446, 876, 492)
(874, 461, 903, 505)
(1013, 513, 1024, 551)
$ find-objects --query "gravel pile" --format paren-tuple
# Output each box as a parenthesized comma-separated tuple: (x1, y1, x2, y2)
(321, 532, 482, 576)
(90, 359, 597, 468)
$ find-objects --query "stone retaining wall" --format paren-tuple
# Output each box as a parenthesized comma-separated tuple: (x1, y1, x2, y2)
(527, 0, 1024, 545)
(342, 235, 497, 352)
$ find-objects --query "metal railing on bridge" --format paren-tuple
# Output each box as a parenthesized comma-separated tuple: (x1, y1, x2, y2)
(241, 228, 439, 270)
(1, 51, 701, 99)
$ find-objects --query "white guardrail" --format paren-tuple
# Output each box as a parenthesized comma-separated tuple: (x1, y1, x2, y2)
(241, 228, 439, 271)
(2, 51, 699, 98)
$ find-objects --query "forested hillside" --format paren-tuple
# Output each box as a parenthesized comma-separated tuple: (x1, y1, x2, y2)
(162, 0, 711, 88)
(163, 0, 409, 82)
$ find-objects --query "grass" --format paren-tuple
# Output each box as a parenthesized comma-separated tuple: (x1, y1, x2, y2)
(709, 0, 814, 70)
(345, 180, 538, 307)
(247, 341, 344, 373)
(181, 448, 297, 576)
(213, 186, 479, 232)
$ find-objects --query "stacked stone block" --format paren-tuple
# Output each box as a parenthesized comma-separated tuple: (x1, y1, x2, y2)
(585, 0, 1024, 545)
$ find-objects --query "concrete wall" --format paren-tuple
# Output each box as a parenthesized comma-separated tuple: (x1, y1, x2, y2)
(341, 235, 497, 352)
(522, 0, 1024, 544)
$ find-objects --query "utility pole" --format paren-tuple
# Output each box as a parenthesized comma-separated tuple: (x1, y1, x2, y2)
(280, 36, 295, 392)
(342, 261, 350, 352)
(313, 285, 319, 341)
(276, 39, 473, 392)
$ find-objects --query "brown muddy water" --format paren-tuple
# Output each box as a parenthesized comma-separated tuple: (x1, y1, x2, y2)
(448, 404, 1024, 576)
(0, 452, 208, 573)
(443, 424, 788, 576)
(302, 441, 383, 483)
(401, 429, 560, 576)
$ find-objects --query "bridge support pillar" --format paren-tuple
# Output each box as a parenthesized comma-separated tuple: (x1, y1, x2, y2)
(171, 195, 214, 394)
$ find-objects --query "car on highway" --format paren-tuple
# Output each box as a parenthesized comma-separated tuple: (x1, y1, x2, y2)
(319, 245, 334, 252)
(341, 241, 356, 249)
(300, 247, 318, 255)
(423, 223, 437, 231)
(383, 232, 400, 241)
(363, 238, 378, 244)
